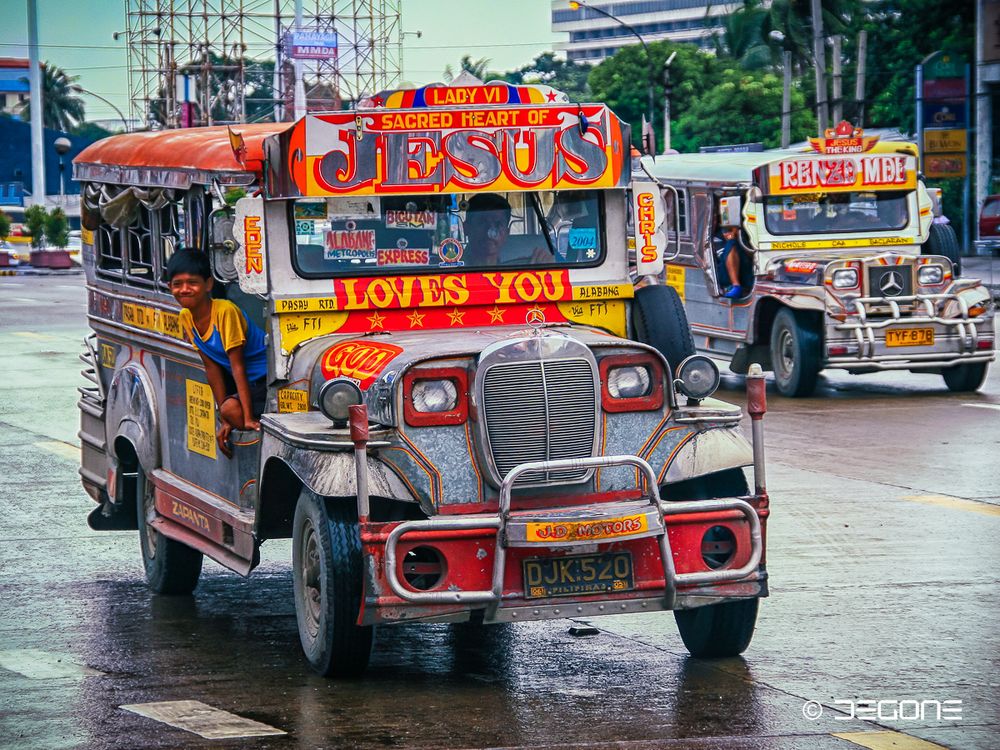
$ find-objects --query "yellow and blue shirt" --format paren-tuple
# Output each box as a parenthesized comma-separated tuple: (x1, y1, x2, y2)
(179, 299, 267, 382)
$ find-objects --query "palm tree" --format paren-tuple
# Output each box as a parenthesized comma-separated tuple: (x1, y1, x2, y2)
(443, 55, 493, 83)
(18, 62, 85, 131)
(716, 0, 773, 69)
(767, 0, 857, 75)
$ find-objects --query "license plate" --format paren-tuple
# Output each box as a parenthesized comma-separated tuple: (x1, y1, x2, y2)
(886, 327, 934, 347)
(523, 552, 634, 599)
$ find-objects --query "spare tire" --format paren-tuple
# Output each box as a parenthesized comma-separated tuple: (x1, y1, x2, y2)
(632, 284, 696, 369)
(922, 222, 962, 276)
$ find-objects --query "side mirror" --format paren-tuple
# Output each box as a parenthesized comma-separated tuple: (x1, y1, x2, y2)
(719, 196, 742, 228)
(207, 207, 238, 282)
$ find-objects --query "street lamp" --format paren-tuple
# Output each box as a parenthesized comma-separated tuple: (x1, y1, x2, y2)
(53, 136, 71, 201)
(569, 0, 654, 146)
(72, 85, 130, 132)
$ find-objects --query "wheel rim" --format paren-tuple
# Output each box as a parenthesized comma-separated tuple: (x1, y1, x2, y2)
(777, 328, 795, 380)
(299, 519, 323, 640)
(142, 479, 157, 560)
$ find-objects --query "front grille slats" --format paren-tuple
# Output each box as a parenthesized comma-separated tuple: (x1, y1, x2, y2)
(481, 355, 597, 486)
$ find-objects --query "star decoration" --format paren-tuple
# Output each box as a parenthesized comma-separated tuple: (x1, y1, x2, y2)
(407, 309, 426, 328)
(447, 308, 466, 326)
(486, 305, 506, 324)
(585, 249, 596, 259)
(546, 90, 557, 102)
(367, 311, 386, 330)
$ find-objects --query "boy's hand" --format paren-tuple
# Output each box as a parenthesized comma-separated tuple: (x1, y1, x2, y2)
(216, 420, 233, 459)
(246, 419, 261, 431)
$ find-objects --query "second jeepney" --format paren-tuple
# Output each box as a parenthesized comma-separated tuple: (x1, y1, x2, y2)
(641, 125, 996, 396)
(74, 82, 769, 677)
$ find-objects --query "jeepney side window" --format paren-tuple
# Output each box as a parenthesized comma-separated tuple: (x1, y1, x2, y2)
(96, 222, 125, 280)
(126, 204, 156, 286)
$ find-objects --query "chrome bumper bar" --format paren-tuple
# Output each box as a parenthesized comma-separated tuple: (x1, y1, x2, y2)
(382, 454, 763, 613)
(830, 292, 995, 365)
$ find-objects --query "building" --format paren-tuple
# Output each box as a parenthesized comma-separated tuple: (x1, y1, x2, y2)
(0, 58, 30, 116)
(551, 0, 738, 64)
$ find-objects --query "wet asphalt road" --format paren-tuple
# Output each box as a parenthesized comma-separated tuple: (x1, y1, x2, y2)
(0, 273, 998, 750)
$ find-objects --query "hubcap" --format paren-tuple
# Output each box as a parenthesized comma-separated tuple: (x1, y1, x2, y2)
(300, 520, 322, 639)
(778, 329, 795, 378)
(142, 480, 158, 559)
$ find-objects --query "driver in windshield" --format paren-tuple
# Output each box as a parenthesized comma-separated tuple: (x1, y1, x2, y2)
(463, 193, 512, 266)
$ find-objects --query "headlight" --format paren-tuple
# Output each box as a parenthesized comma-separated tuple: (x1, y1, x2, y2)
(918, 264, 944, 285)
(674, 355, 720, 400)
(831, 268, 859, 289)
(411, 379, 458, 413)
(317, 378, 362, 424)
(607, 365, 651, 399)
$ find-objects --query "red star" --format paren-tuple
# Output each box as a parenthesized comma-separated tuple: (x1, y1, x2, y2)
(546, 90, 557, 102)
(371, 95, 384, 107)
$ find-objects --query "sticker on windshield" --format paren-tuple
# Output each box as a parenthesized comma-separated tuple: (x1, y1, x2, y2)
(377, 248, 430, 266)
(385, 209, 436, 230)
(437, 238, 465, 267)
(568, 227, 597, 250)
(294, 201, 326, 220)
(325, 230, 376, 260)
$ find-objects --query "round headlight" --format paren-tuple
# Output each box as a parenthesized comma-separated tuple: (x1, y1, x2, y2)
(674, 355, 720, 401)
(918, 264, 944, 285)
(317, 378, 362, 424)
(607, 365, 651, 399)
(831, 268, 859, 289)
(411, 379, 458, 413)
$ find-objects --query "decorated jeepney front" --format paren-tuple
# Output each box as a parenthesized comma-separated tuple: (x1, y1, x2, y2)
(244, 84, 767, 645)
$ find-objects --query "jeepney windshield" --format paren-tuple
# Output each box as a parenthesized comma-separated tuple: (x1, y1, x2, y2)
(763, 191, 910, 235)
(290, 190, 605, 277)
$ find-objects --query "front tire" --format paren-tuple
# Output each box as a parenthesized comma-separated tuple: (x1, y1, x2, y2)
(922, 222, 962, 276)
(292, 489, 373, 678)
(770, 308, 821, 397)
(674, 598, 759, 658)
(137, 467, 203, 595)
(942, 362, 988, 392)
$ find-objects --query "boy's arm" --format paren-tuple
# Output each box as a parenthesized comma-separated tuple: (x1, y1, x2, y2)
(198, 350, 236, 458)
(227, 345, 261, 431)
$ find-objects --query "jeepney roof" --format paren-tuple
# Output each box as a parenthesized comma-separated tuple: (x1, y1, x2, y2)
(640, 150, 802, 186)
(73, 122, 292, 189)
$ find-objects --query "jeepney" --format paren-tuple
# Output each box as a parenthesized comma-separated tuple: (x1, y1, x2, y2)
(641, 124, 996, 396)
(74, 82, 770, 677)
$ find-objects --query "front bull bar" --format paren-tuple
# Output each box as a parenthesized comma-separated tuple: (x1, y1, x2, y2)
(381, 454, 764, 612)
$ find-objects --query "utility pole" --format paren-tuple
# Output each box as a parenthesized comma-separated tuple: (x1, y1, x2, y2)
(662, 51, 676, 154)
(294, 0, 306, 119)
(831, 35, 842, 123)
(810, 0, 829, 132)
(782, 50, 792, 148)
(855, 30, 867, 126)
(26, 0, 44, 205)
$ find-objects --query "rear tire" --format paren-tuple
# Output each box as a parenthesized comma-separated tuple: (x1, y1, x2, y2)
(674, 598, 759, 658)
(632, 284, 696, 368)
(770, 308, 821, 397)
(922, 222, 962, 276)
(942, 362, 988, 392)
(137, 467, 203, 595)
(292, 489, 373, 677)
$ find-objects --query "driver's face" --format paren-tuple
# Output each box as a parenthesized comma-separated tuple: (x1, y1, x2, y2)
(467, 209, 510, 261)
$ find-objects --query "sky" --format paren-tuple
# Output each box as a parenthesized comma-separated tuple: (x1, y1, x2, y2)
(0, 0, 562, 125)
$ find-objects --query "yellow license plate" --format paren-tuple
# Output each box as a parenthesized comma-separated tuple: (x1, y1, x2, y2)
(523, 552, 634, 599)
(886, 328, 934, 347)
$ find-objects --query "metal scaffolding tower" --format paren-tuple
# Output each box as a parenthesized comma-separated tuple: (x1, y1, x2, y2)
(123, 0, 402, 129)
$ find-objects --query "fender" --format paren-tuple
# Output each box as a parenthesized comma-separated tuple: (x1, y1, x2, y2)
(105, 363, 160, 476)
(257, 431, 418, 530)
(660, 426, 752, 485)
(747, 293, 825, 346)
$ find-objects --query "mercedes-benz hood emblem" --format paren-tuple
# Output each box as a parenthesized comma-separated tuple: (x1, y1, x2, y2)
(879, 270, 904, 296)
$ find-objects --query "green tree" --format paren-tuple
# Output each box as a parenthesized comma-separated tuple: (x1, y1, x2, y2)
(0, 210, 10, 241)
(588, 41, 719, 151)
(44, 207, 70, 249)
(673, 67, 815, 152)
(499, 52, 591, 101)
(443, 55, 494, 83)
(24, 205, 48, 249)
(715, 0, 774, 70)
(18, 63, 86, 131)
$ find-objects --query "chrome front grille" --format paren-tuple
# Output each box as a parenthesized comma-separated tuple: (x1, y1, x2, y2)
(481, 356, 598, 486)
